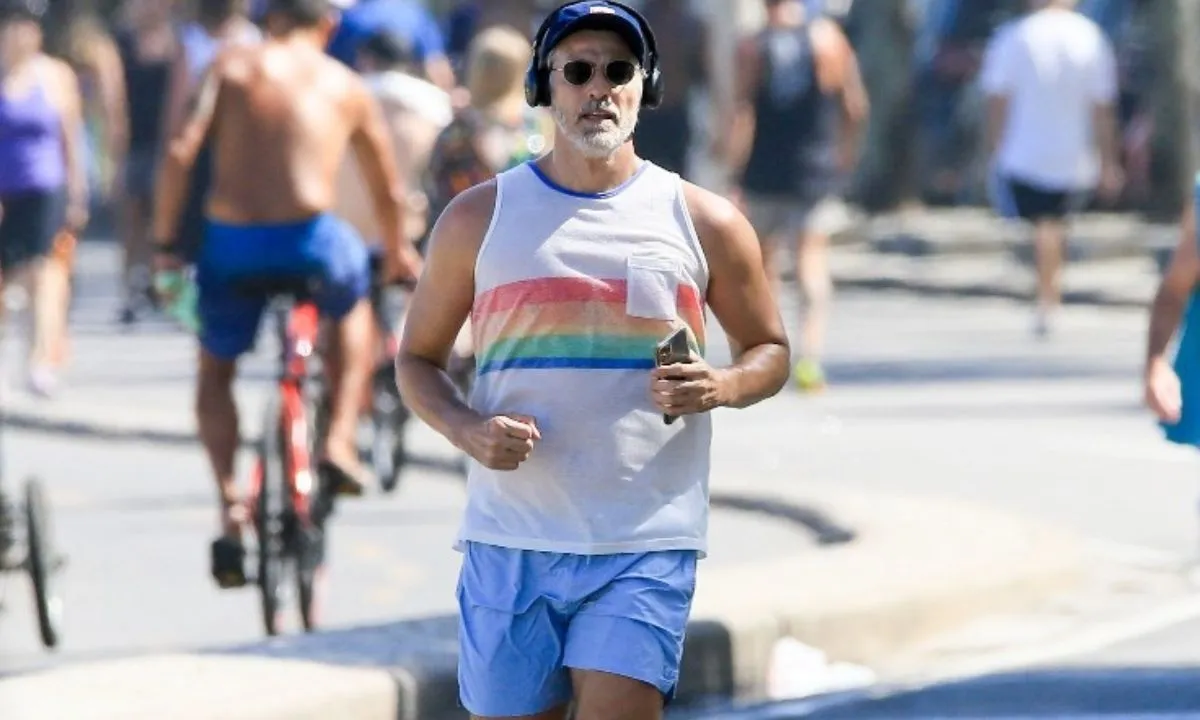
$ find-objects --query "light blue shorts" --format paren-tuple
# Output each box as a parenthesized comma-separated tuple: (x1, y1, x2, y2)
(456, 541, 698, 717)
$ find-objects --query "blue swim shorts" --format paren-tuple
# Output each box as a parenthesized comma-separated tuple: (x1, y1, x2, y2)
(456, 541, 698, 717)
(197, 213, 370, 359)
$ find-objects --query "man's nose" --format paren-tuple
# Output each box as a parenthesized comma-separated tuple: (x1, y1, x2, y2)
(586, 80, 613, 102)
(585, 69, 617, 99)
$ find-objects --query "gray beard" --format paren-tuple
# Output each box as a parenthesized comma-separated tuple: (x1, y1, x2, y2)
(551, 105, 639, 159)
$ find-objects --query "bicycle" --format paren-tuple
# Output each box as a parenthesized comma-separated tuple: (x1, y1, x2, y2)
(0, 290, 66, 650)
(215, 275, 340, 637)
(366, 257, 412, 494)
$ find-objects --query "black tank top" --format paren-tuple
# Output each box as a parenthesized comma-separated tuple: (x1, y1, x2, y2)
(117, 31, 171, 154)
(740, 25, 841, 198)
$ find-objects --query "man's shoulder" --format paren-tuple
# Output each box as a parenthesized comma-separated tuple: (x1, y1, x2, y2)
(679, 181, 746, 245)
(430, 179, 499, 253)
(38, 55, 76, 83)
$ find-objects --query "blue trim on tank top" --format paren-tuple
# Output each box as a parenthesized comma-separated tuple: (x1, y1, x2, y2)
(527, 160, 649, 199)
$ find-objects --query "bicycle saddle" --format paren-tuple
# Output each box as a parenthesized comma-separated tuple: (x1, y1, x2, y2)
(230, 275, 324, 300)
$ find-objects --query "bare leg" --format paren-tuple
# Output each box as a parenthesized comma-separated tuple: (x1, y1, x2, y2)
(759, 234, 784, 301)
(572, 668, 663, 720)
(794, 228, 832, 390)
(321, 299, 373, 491)
(118, 194, 152, 320)
(1032, 218, 1066, 336)
(470, 707, 567, 720)
(196, 348, 241, 537)
(30, 251, 70, 370)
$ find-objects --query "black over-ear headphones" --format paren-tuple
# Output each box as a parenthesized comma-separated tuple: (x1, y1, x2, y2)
(524, 0, 663, 110)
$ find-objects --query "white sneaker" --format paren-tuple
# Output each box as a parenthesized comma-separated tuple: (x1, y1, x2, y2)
(1033, 309, 1052, 339)
(27, 366, 57, 398)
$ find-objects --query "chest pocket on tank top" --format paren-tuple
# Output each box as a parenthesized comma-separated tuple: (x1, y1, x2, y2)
(626, 254, 680, 321)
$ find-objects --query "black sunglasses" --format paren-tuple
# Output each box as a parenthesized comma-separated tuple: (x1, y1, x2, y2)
(553, 59, 639, 87)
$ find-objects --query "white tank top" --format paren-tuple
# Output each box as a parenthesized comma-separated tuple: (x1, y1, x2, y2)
(456, 161, 712, 556)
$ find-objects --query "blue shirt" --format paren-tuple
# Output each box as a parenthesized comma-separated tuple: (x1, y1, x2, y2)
(326, 0, 446, 68)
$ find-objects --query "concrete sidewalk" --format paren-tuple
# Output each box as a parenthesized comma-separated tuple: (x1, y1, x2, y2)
(828, 207, 1172, 307)
(0, 368, 1089, 718)
(0, 246, 1110, 716)
(0, 484, 1083, 719)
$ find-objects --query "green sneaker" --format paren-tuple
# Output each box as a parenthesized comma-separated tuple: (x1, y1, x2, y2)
(793, 358, 826, 392)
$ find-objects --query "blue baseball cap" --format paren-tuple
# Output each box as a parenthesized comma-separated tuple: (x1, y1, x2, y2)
(540, 1, 650, 67)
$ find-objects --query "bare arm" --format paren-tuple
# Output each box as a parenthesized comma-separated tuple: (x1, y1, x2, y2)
(1091, 35, 1121, 176)
(423, 55, 457, 92)
(812, 19, 868, 172)
(1147, 202, 1200, 368)
(685, 183, 791, 407)
(979, 30, 1010, 160)
(395, 181, 496, 445)
(1091, 101, 1121, 172)
(161, 40, 192, 142)
(985, 94, 1009, 159)
(93, 38, 129, 182)
(48, 60, 88, 228)
(151, 60, 222, 244)
(718, 36, 760, 175)
(347, 81, 420, 279)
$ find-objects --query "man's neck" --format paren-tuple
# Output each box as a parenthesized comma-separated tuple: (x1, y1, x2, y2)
(541, 144, 642, 195)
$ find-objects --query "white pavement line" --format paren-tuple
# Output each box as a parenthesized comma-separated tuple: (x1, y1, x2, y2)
(927, 592, 1200, 684)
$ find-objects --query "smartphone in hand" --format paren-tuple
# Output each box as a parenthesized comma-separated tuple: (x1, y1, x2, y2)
(655, 326, 691, 425)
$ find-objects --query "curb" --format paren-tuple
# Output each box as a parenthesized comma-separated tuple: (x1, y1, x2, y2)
(679, 495, 1084, 700)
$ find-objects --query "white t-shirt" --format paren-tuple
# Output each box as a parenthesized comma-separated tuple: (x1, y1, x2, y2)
(365, 70, 453, 128)
(980, 9, 1117, 191)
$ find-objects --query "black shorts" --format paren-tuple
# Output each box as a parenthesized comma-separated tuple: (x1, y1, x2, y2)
(992, 173, 1087, 222)
(0, 188, 65, 272)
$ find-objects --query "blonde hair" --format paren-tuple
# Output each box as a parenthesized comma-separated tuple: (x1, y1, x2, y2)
(466, 25, 532, 111)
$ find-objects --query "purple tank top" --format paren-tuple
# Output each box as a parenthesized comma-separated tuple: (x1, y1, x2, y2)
(0, 72, 65, 195)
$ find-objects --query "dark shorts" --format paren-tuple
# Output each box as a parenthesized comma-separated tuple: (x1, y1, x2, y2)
(991, 173, 1088, 222)
(0, 188, 65, 272)
(197, 213, 370, 359)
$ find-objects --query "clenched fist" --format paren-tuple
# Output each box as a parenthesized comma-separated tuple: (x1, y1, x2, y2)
(1145, 357, 1182, 424)
(459, 413, 541, 471)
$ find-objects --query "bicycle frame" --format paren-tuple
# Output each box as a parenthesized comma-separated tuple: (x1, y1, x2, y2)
(248, 298, 322, 528)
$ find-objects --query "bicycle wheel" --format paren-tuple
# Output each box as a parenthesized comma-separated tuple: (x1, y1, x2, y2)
(294, 524, 324, 632)
(24, 476, 62, 649)
(295, 385, 328, 632)
(371, 369, 408, 493)
(255, 395, 291, 637)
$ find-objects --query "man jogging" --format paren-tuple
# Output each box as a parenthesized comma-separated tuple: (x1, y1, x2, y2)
(395, 2, 790, 718)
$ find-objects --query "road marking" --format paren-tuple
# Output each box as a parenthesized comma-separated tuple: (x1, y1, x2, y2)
(924, 591, 1200, 684)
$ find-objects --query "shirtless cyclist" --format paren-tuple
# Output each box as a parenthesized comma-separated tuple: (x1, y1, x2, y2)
(152, 0, 422, 585)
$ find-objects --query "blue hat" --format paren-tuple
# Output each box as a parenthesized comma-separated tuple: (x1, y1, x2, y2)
(540, 1, 650, 67)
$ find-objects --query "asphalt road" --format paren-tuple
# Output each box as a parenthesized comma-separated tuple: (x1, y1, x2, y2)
(2, 240, 1199, 682)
